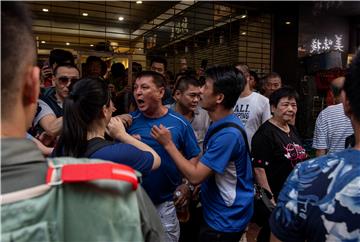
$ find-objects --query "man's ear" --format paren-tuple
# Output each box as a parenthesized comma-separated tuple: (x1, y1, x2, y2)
(23, 66, 40, 105)
(158, 86, 165, 99)
(174, 90, 181, 102)
(216, 93, 224, 105)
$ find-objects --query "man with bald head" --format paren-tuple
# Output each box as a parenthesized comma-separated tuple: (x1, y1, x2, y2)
(313, 76, 354, 156)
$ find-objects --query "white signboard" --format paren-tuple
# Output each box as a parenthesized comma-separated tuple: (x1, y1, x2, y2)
(310, 34, 344, 54)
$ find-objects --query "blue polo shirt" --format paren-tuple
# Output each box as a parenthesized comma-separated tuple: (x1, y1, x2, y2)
(200, 114, 254, 232)
(128, 108, 200, 205)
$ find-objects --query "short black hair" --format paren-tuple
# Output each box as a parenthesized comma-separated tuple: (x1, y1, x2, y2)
(1, 2, 35, 115)
(49, 49, 75, 68)
(150, 56, 167, 70)
(173, 76, 200, 94)
(205, 65, 245, 109)
(343, 51, 360, 121)
(266, 72, 282, 82)
(53, 63, 79, 76)
(111, 63, 125, 78)
(137, 70, 166, 88)
(269, 86, 299, 107)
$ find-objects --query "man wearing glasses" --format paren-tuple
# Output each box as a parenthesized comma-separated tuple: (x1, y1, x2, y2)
(33, 63, 80, 141)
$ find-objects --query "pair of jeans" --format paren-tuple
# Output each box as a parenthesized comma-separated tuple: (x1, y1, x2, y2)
(156, 200, 180, 242)
(199, 221, 244, 242)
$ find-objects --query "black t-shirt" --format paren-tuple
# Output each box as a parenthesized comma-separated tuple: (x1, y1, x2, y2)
(251, 120, 308, 199)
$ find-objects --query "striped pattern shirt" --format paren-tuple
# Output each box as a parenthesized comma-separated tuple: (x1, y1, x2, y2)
(312, 103, 354, 154)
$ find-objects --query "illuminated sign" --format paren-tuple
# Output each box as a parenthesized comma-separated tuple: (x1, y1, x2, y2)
(170, 17, 189, 40)
(310, 34, 344, 54)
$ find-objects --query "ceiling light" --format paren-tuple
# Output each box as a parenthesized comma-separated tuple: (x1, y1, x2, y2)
(285, 21, 291, 25)
(136, 1, 142, 4)
(240, 14, 247, 19)
(41, 41, 46, 44)
(42, 8, 49, 12)
(90, 44, 94, 47)
(118, 16, 124, 21)
(82, 12, 88, 17)
(241, 31, 247, 35)
(66, 42, 70, 46)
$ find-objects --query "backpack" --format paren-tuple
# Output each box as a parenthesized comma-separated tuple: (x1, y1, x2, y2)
(1, 157, 144, 242)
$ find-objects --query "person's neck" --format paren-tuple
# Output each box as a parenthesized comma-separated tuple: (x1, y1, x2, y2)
(55, 92, 64, 104)
(208, 106, 233, 122)
(175, 103, 194, 122)
(1, 122, 27, 138)
(240, 83, 252, 98)
(143, 105, 168, 119)
(1, 110, 28, 138)
(87, 121, 106, 140)
(269, 117, 290, 133)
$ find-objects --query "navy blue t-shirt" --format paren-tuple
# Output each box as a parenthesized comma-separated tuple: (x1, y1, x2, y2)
(128, 108, 200, 205)
(91, 143, 154, 176)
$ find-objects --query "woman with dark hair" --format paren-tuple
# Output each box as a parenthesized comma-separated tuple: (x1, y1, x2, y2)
(251, 86, 308, 242)
(54, 78, 160, 175)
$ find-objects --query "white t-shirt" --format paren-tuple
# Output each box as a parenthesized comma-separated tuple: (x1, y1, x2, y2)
(33, 100, 56, 126)
(312, 103, 354, 154)
(233, 92, 271, 146)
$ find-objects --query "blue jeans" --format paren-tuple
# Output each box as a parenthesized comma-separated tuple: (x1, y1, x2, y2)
(156, 201, 180, 242)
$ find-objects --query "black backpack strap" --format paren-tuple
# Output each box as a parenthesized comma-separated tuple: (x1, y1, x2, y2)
(83, 137, 115, 158)
(203, 122, 250, 154)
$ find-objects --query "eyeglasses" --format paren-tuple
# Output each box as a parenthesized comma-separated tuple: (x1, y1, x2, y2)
(57, 76, 79, 85)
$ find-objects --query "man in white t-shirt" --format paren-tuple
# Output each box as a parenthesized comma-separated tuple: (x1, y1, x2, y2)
(233, 64, 271, 146)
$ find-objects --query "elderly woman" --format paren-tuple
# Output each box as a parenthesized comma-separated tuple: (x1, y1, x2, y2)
(251, 86, 308, 242)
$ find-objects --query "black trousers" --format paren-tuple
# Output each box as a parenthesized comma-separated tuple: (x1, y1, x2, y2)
(198, 221, 244, 242)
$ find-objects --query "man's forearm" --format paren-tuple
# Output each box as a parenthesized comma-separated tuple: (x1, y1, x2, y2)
(315, 149, 327, 157)
(163, 142, 202, 184)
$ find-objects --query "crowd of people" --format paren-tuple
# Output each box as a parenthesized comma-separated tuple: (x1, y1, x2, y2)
(2, 2, 360, 242)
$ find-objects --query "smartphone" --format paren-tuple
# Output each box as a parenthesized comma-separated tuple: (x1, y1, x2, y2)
(200, 59, 208, 70)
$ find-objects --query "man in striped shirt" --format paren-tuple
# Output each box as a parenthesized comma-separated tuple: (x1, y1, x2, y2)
(312, 77, 354, 156)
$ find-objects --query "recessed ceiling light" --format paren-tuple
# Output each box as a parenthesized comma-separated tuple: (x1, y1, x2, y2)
(240, 14, 247, 19)
(241, 31, 247, 35)
(90, 44, 94, 47)
(41, 41, 46, 44)
(118, 16, 124, 21)
(136, 1, 142, 4)
(82, 12, 88, 17)
(42, 8, 49, 12)
(285, 21, 291, 25)
(66, 42, 70, 46)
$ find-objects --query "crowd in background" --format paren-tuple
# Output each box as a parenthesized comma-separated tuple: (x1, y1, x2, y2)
(2, 2, 360, 242)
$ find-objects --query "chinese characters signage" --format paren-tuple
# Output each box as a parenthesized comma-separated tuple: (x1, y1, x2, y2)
(310, 34, 344, 54)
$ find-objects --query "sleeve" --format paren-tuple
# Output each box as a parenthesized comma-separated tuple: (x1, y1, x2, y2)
(269, 166, 306, 242)
(201, 131, 241, 173)
(182, 124, 201, 159)
(33, 100, 56, 126)
(92, 143, 154, 176)
(251, 129, 273, 168)
(262, 98, 272, 124)
(312, 111, 328, 149)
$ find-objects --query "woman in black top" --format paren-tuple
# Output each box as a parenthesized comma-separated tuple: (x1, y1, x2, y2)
(251, 87, 308, 242)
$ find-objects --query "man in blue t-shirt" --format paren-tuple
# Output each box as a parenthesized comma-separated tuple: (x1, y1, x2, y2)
(269, 51, 360, 242)
(126, 71, 200, 242)
(151, 65, 254, 242)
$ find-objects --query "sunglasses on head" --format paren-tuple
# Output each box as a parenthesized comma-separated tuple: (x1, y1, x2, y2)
(58, 76, 79, 85)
